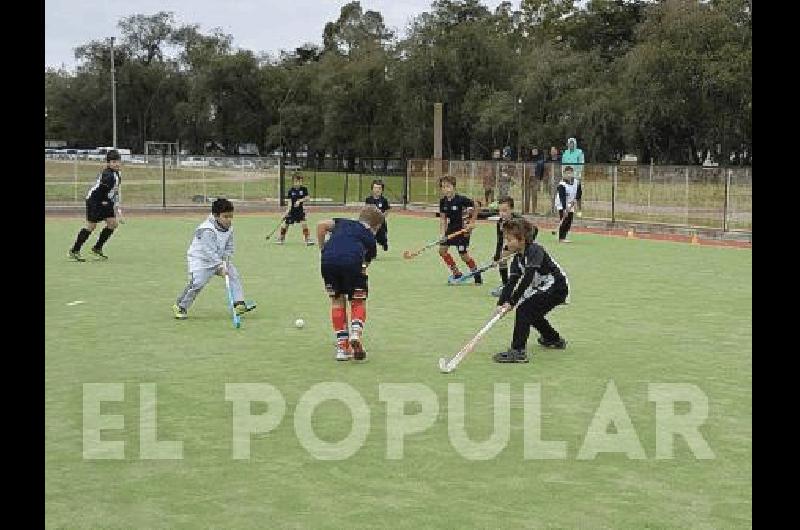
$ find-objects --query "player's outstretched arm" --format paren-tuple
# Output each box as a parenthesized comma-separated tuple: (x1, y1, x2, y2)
(316, 219, 335, 250)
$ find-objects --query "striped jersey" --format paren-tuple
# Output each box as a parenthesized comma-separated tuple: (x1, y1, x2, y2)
(86, 167, 121, 203)
(554, 178, 581, 211)
(498, 242, 570, 306)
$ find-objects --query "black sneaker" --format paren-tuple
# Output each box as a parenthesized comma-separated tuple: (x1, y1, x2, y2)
(493, 350, 516, 363)
(513, 349, 530, 363)
(90, 247, 108, 260)
(68, 250, 86, 262)
(474, 272, 483, 285)
(538, 336, 567, 349)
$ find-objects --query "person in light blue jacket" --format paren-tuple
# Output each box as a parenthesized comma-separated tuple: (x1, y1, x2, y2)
(561, 137, 585, 182)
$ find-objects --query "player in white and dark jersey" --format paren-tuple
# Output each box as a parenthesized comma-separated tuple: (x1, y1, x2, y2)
(489, 196, 538, 297)
(493, 217, 569, 363)
(276, 172, 314, 245)
(172, 198, 256, 320)
(68, 149, 123, 261)
(553, 165, 582, 243)
(364, 179, 391, 251)
(438, 175, 482, 285)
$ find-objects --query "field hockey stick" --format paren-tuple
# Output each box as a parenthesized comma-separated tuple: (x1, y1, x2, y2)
(403, 227, 469, 260)
(223, 266, 241, 329)
(450, 252, 514, 284)
(265, 217, 285, 240)
(265, 215, 286, 240)
(438, 304, 514, 373)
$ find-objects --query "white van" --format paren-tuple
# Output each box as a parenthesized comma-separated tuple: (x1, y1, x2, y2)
(89, 147, 133, 161)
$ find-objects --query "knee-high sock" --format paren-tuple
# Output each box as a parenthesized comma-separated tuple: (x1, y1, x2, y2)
(440, 252, 460, 275)
(93, 227, 115, 250)
(350, 300, 366, 336)
(464, 256, 477, 271)
(331, 306, 348, 345)
(71, 228, 92, 252)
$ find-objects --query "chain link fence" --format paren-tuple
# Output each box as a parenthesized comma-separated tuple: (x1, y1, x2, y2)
(406, 160, 752, 232)
(45, 154, 407, 208)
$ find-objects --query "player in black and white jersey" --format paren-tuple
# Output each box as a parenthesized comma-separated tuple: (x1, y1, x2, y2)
(489, 196, 539, 297)
(553, 165, 582, 243)
(68, 149, 123, 261)
(493, 217, 569, 363)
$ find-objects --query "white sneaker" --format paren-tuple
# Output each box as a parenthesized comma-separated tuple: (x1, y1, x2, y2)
(305, 239, 316, 246)
(336, 345, 351, 361)
(275, 239, 285, 245)
(349, 327, 367, 360)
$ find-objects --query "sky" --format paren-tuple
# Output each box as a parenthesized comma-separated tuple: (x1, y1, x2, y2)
(45, 0, 507, 71)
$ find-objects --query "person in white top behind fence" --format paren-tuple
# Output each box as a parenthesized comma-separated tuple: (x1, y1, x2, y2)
(552, 166, 582, 243)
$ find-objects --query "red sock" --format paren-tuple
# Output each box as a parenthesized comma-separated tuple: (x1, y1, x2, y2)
(331, 306, 348, 344)
(465, 257, 477, 271)
(302, 227, 310, 240)
(350, 300, 366, 335)
(441, 253, 460, 275)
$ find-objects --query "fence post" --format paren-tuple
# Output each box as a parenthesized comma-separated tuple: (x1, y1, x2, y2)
(403, 159, 409, 208)
(162, 152, 166, 209)
(313, 157, 318, 199)
(202, 158, 207, 203)
(648, 159, 653, 219)
(73, 155, 78, 203)
(240, 157, 245, 202)
(723, 169, 731, 232)
(343, 171, 349, 205)
(279, 151, 286, 208)
(425, 159, 429, 204)
(611, 165, 616, 225)
(685, 166, 690, 227)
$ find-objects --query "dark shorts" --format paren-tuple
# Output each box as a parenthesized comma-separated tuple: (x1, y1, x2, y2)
(86, 199, 115, 223)
(285, 208, 306, 224)
(442, 231, 471, 253)
(321, 262, 369, 300)
(516, 284, 568, 322)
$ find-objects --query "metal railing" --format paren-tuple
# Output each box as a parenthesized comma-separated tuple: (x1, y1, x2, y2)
(406, 160, 752, 232)
(44, 154, 408, 208)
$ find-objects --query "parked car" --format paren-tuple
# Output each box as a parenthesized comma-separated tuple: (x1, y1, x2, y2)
(180, 156, 209, 167)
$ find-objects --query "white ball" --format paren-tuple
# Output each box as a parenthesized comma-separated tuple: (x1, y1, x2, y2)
(294, 318, 305, 329)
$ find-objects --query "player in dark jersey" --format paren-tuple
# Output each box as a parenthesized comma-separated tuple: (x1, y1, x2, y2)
(364, 179, 391, 251)
(437, 175, 482, 285)
(317, 205, 385, 361)
(493, 217, 569, 363)
(68, 149, 123, 261)
(276, 172, 314, 245)
(490, 196, 538, 297)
